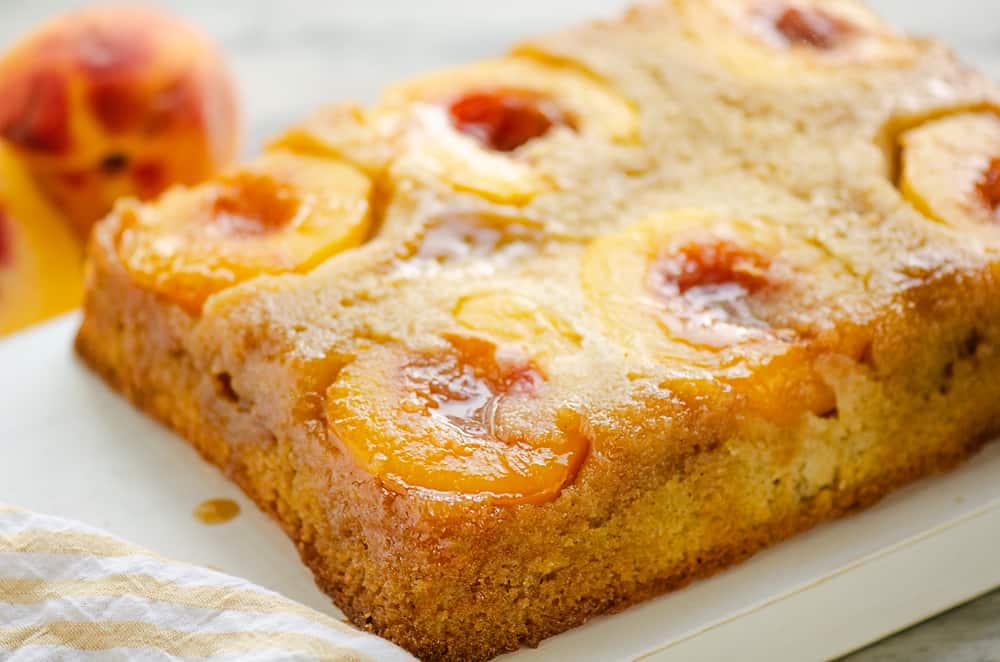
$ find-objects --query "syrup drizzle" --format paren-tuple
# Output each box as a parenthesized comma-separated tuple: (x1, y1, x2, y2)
(193, 498, 240, 524)
(401, 339, 541, 442)
(646, 240, 781, 347)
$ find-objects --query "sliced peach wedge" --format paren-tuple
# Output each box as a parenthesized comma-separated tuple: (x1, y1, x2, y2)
(898, 112, 1000, 230)
(375, 57, 637, 203)
(0, 142, 82, 335)
(116, 150, 372, 313)
(327, 296, 586, 505)
(582, 209, 845, 422)
(677, 0, 915, 77)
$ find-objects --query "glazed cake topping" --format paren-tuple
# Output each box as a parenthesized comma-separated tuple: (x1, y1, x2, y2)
(690, 0, 916, 76)
(646, 239, 778, 348)
(399, 339, 542, 432)
(650, 240, 773, 296)
(453, 291, 583, 358)
(375, 57, 636, 203)
(448, 90, 571, 152)
(415, 215, 541, 264)
(657, 240, 782, 349)
(579, 208, 842, 421)
(385, 57, 637, 145)
(582, 211, 800, 359)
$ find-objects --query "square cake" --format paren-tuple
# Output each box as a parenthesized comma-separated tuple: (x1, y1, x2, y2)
(77, 1, 1000, 659)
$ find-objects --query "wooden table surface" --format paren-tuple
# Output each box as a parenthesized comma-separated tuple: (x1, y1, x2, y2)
(2, 1, 998, 660)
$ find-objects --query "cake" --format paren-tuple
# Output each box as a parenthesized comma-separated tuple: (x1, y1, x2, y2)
(76, 1, 1000, 659)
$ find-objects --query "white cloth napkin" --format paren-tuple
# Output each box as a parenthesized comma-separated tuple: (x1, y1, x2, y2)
(0, 505, 414, 661)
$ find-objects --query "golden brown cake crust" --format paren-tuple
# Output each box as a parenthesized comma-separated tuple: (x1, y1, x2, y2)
(78, 2, 1000, 660)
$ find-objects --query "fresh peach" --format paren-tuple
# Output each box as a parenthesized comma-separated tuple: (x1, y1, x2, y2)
(0, 5, 241, 236)
(0, 142, 82, 336)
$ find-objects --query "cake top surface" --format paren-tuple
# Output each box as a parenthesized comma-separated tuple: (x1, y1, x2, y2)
(99, 0, 1000, 506)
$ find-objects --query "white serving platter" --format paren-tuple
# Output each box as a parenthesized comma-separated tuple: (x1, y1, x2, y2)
(3, 313, 999, 661)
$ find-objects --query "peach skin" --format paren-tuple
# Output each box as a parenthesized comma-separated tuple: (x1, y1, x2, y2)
(0, 5, 241, 236)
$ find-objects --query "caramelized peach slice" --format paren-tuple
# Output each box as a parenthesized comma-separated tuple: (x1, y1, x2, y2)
(0, 142, 82, 335)
(680, 0, 914, 76)
(379, 57, 637, 202)
(652, 240, 773, 298)
(116, 151, 371, 312)
(326, 336, 587, 504)
(584, 211, 792, 356)
(388, 110, 546, 203)
(582, 210, 838, 420)
(384, 57, 635, 144)
(898, 112, 1000, 229)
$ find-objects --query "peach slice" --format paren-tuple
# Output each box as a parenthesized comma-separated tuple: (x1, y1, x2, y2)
(116, 151, 371, 313)
(679, 0, 914, 77)
(584, 211, 793, 357)
(327, 335, 587, 504)
(387, 107, 546, 203)
(898, 112, 1000, 229)
(383, 57, 636, 144)
(582, 209, 838, 420)
(0, 5, 240, 236)
(0, 143, 82, 336)
(454, 291, 582, 361)
(379, 57, 637, 203)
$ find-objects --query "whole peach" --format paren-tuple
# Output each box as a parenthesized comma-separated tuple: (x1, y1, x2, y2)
(0, 5, 241, 236)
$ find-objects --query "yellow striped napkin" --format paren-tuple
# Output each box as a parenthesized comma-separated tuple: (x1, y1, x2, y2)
(0, 505, 413, 661)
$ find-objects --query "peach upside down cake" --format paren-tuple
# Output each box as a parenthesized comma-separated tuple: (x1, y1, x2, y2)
(77, 1, 1000, 659)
